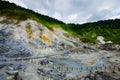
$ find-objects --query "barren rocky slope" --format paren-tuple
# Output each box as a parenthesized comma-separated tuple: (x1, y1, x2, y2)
(0, 1, 120, 80)
(0, 16, 120, 80)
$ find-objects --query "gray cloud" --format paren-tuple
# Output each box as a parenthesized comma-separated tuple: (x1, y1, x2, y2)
(87, 9, 113, 22)
(6, 0, 120, 24)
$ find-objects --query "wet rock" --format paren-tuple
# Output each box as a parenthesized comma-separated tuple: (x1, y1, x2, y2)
(0, 45, 10, 54)
(37, 68, 45, 75)
(55, 72, 66, 79)
(40, 59, 51, 65)
(99, 43, 119, 51)
(5, 67, 18, 75)
(14, 72, 19, 80)
(0, 72, 8, 80)
(65, 73, 77, 80)
(4, 52, 32, 58)
(0, 65, 5, 69)
(0, 29, 10, 37)
(15, 65, 40, 80)
(37, 67, 53, 76)
(37, 67, 66, 79)
(16, 64, 26, 71)
(16, 71, 39, 80)
(0, 37, 5, 43)
(85, 72, 120, 80)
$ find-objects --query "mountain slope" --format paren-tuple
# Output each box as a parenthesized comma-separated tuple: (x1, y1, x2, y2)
(0, 0, 120, 45)
(1, 1, 120, 80)
(1, 18, 80, 57)
(0, 0, 65, 30)
(0, 0, 84, 58)
(66, 19, 120, 44)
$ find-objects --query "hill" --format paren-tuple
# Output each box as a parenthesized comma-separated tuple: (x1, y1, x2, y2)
(0, 1, 120, 80)
(0, 0, 120, 44)
(0, 0, 65, 30)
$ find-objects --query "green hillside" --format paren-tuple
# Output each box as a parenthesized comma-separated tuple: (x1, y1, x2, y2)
(0, 0, 65, 30)
(65, 20, 120, 44)
(0, 0, 120, 44)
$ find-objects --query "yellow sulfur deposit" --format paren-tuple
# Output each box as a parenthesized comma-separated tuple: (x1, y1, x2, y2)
(42, 35, 51, 45)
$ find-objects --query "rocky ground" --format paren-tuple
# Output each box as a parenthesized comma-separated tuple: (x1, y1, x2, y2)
(0, 17, 120, 80)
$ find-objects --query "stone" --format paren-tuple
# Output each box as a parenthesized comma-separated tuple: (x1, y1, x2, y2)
(0, 72, 8, 80)
(99, 43, 118, 51)
(6, 67, 18, 75)
(97, 36, 105, 44)
(17, 72, 39, 80)
(0, 29, 10, 37)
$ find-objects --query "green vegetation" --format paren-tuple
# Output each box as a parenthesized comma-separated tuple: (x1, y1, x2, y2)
(0, 0, 65, 30)
(0, 0, 120, 44)
(0, 19, 12, 24)
(26, 25, 33, 38)
(65, 20, 120, 44)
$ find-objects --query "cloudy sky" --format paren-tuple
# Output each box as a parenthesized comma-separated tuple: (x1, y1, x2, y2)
(6, 0, 120, 24)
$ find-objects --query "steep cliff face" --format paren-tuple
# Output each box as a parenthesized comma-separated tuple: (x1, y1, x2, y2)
(0, 17, 79, 58)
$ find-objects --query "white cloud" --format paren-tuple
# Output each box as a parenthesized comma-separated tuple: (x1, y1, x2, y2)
(68, 14, 78, 21)
(36, 8, 49, 15)
(110, 15, 120, 19)
(6, 0, 120, 24)
(52, 12, 62, 20)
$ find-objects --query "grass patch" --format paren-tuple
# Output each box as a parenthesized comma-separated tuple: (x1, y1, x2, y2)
(26, 25, 33, 38)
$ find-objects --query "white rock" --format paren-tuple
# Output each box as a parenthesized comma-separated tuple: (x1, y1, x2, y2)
(97, 36, 105, 44)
